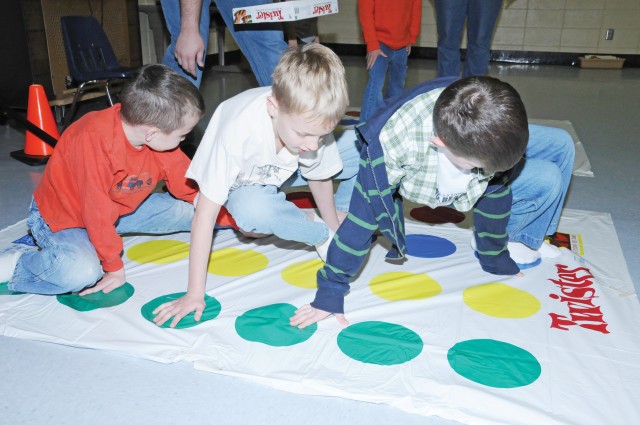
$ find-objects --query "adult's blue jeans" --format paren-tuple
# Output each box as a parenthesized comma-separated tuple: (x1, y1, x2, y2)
(435, 0, 503, 78)
(359, 42, 409, 123)
(215, 1, 288, 86)
(161, 1, 287, 87)
(9, 193, 195, 295)
(161, 0, 212, 87)
(508, 125, 575, 248)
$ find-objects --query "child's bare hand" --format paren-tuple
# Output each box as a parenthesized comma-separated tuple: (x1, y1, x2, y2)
(366, 49, 387, 70)
(79, 268, 126, 296)
(290, 304, 349, 329)
(152, 294, 206, 328)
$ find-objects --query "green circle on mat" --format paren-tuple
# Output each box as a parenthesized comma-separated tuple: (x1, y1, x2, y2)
(447, 339, 541, 388)
(141, 292, 221, 329)
(337, 321, 423, 365)
(235, 303, 316, 346)
(0, 281, 24, 296)
(56, 282, 135, 311)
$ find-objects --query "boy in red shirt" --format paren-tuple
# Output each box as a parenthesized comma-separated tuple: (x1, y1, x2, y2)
(358, 0, 422, 122)
(0, 64, 204, 295)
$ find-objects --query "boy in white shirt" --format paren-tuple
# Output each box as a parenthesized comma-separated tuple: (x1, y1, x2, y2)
(152, 44, 352, 328)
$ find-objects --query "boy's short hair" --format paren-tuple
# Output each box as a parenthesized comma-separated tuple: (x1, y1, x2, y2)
(119, 64, 205, 133)
(433, 76, 529, 172)
(271, 44, 349, 126)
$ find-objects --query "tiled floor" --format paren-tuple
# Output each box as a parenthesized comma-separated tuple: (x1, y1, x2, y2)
(1, 56, 638, 425)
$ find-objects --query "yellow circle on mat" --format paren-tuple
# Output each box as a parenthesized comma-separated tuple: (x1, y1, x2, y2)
(207, 248, 268, 276)
(126, 240, 189, 264)
(463, 283, 541, 318)
(281, 259, 324, 289)
(370, 272, 442, 301)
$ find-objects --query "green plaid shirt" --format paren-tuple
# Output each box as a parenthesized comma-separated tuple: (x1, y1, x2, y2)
(379, 88, 494, 211)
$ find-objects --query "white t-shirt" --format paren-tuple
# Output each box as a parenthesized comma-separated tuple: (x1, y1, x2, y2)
(187, 87, 343, 205)
(435, 149, 473, 205)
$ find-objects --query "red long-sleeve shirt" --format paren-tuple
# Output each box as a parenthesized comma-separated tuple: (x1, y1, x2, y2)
(358, 0, 422, 52)
(33, 104, 198, 272)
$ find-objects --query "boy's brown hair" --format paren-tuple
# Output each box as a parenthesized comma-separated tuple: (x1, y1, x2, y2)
(271, 44, 349, 127)
(119, 64, 205, 133)
(433, 76, 529, 172)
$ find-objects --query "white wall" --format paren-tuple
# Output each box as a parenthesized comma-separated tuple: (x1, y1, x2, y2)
(138, 0, 640, 56)
(320, 0, 640, 55)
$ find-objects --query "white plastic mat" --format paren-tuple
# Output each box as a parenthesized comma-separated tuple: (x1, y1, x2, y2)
(1, 208, 638, 425)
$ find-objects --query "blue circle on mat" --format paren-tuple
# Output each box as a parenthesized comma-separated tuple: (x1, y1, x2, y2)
(406, 234, 456, 258)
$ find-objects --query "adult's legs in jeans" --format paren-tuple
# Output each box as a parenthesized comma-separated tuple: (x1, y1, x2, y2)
(225, 185, 328, 245)
(385, 47, 409, 102)
(508, 125, 575, 248)
(359, 43, 391, 123)
(435, 0, 468, 77)
(214, 0, 287, 86)
(464, 0, 502, 77)
(160, 0, 212, 88)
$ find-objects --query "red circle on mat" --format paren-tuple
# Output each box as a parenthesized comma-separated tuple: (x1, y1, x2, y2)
(216, 206, 239, 229)
(409, 206, 466, 224)
(286, 192, 317, 209)
(345, 110, 360, 118)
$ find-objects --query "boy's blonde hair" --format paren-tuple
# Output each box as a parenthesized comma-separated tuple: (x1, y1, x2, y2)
(271, 44, 348, 126)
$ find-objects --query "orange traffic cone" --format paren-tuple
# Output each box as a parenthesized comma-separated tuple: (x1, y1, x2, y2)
(10, 84, 59, 165)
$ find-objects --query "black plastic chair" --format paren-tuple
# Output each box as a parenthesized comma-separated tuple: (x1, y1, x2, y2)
(60, 16, 137, 126)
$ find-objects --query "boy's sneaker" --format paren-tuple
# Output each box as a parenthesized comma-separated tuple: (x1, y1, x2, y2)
(0, 251, 22, 282)
(470, 236, 542, 269)
(539, 241, 562, 258)
(309, 212, 335, 262)
(507, 241, 542, 269)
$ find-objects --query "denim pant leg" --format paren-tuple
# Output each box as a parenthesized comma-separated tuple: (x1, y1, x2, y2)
(225, 185, 328, 245)
(214, 0, 287, 86)
(333, 128, 361, 211)
(359, 43, 392, 123)
(435, 0, 467, 77)
(464, 0, 502, 77)
(115, 193, 195, 234)
(160, 0, 211, 88)
(385, 47, 408, 101)
(281, 129, 360, 212)
(508, 125, 575, 248)
(10, 200, 103, 294)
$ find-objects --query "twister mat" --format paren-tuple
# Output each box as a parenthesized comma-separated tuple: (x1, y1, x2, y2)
(0, 206, 638, 425)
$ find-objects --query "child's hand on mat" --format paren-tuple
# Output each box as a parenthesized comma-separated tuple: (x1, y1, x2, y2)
(290, 304, 349, 329)
(79, 268, 126, 296)
(152, 294, 206, 328)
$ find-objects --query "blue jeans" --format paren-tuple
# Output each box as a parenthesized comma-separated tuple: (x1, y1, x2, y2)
(161, 0, 212, 87)
(359, 43, 409, 123)
(281, 127, 361, 212)
(225, 185, 328, 246)
(9, 193, 195, 295)
(507, 125, 575, 248)
(435, 0, 503, 78)
(225, 127, 361, 245)
(215, 0, 287, 86)
(161, 1, 287, 87)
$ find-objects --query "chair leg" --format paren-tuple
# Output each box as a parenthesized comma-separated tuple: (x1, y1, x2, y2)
(105, 81, 114, 106)
(63, 82, 88, 129)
